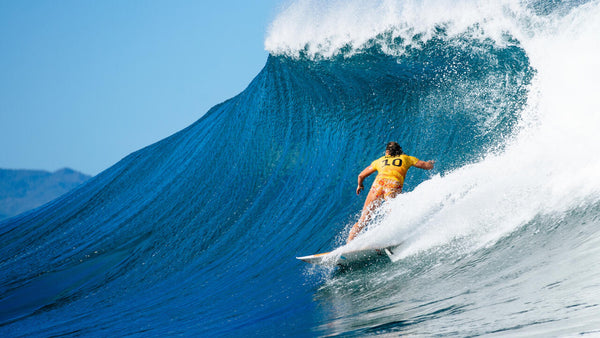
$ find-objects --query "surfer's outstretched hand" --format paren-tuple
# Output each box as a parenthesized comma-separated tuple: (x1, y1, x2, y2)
(356, 185, 364, 195)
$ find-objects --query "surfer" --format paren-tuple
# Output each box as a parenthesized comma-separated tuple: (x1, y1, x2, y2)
(347, 142, 434, 242)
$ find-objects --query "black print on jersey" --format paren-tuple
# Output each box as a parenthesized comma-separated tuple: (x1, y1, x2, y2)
(383, 158, 402, 167)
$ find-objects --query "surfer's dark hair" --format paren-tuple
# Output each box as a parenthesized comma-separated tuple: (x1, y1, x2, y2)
(386, 142, 403, 156)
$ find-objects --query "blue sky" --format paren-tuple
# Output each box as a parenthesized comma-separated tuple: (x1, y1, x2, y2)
(0, 0, 284, 176)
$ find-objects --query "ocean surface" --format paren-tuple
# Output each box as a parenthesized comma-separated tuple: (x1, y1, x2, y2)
(2, 0, 600, 336)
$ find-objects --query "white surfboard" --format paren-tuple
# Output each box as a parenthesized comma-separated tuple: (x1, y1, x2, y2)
(297, 245, 401, 267)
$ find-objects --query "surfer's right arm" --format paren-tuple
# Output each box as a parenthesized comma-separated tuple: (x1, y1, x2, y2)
(414, 160, 435, 170)
(356, 166, 377, 195)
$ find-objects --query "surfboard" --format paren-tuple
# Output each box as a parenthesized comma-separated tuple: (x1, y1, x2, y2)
(297, 246, 399, 267)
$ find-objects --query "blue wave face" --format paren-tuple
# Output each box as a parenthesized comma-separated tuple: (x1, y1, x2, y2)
(7, 0, 600, 323)
(0, 31, 534, 335)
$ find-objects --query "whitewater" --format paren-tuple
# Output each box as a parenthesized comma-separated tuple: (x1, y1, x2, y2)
(2, 0, 600, 336)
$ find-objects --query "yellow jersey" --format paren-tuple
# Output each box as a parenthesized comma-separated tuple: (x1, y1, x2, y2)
(370, 154, 419, 186)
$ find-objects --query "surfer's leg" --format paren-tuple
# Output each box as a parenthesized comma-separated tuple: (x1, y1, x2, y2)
(347, 189, 383, 242)
(347, 179, 402, 242)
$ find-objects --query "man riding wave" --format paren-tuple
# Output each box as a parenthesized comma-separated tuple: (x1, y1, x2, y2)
(347, 142, 434, 242)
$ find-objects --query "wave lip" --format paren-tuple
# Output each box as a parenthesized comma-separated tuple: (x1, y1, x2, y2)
(265, 0, 536, 58)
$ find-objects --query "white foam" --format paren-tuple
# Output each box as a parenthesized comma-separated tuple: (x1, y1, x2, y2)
(367, 1, 600, 257)
(265, 0, 530, 58)
(271, 0, 600, 256)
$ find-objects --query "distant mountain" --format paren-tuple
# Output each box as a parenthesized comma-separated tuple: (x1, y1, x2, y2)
(0, 168, 91, 221)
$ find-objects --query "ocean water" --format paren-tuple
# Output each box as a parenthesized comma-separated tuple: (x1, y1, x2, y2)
(2, 0, 600, 336)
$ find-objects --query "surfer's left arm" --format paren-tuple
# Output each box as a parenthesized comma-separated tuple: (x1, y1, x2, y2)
(356, 166, 377, 194)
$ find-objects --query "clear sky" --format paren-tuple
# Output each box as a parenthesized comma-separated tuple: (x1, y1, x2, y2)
(0, 0, 284, 176)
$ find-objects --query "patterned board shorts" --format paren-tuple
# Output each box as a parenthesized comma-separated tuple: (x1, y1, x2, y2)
(370, 178, 403, 199)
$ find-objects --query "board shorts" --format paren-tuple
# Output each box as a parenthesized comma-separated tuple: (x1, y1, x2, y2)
(369, 178, 403, 200)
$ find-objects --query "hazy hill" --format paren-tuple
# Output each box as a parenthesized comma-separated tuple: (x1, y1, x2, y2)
(0, 168, 91, 221)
